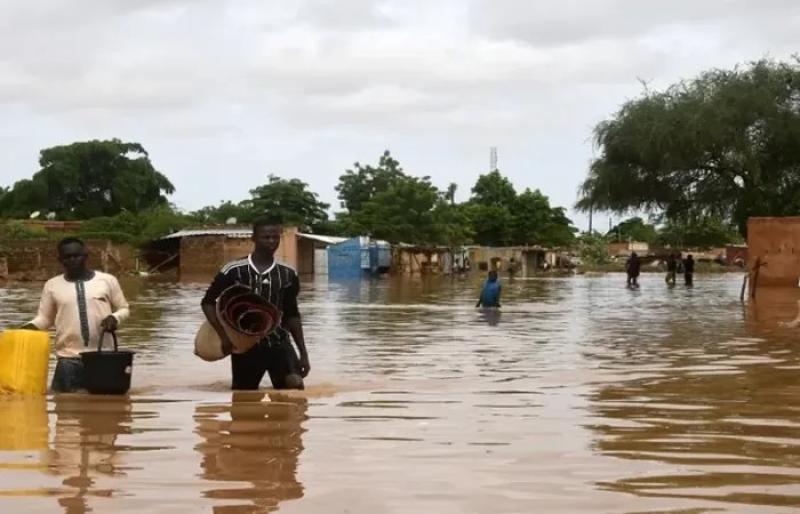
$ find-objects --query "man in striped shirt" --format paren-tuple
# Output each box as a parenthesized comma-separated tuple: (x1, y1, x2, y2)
(201, 217, 310, 390)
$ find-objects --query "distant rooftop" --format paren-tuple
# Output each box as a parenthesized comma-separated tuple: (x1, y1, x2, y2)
(159, 228, 347, 245)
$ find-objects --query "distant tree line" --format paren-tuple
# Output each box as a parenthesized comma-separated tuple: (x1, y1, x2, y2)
(0, 143, 576, 248)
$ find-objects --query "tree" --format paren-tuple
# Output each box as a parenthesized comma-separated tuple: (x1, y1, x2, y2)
(432, 200, 473, 247)
(578, 232, 609, 266)
(248, 175, 330, 231)
(191, 175, 330, 231)
(349, 175, 441, 244)
(444, 183, 458, 205)
(606, 217, 658, 243)
(468, 203, 514, 246)
(512, 188, 577, 247)
(0, 139, 174, 219)
(576, 58, 800, 236)
(471, 170, 516, 207)
(190, 201, 253, 224)
(335, 150, 406, 212)
(657, 216, 742, 248)
(78, 205, 192, 245)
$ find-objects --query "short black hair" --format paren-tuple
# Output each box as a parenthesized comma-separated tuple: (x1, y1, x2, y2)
(57, 237, 85, 253)
(252, 215, 283, 233)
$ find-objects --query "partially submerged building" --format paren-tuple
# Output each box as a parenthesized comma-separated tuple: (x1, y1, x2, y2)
(328, 237, 391, 279)
(151, 227, 345, 281)
(747, 217, 800, 287)
(468, 246, 557, 276)
(607, 241, 650, 258)
(392, 245, 460, 275)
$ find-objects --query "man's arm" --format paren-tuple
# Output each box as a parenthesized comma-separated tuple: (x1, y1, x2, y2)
(201, 271, 235, 355)
(101, 275, 130, 332)
(24, 283, 55, 330)
(283, 273, 310, 377)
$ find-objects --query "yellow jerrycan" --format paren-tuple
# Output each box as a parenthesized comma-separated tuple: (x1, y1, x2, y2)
(0, 330, 50, 395)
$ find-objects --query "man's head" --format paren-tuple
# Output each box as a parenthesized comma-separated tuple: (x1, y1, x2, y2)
(57, 237, 88, 276)
(631, 252, 638, 258)
(488, 270, 498, 282)
(252, 216, 283, 256)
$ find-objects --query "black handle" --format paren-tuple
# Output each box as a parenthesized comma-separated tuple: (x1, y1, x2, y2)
(99, 330, 119, 352)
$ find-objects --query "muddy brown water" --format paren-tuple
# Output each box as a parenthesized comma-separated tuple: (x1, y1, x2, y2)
(2, 273, 800, 513)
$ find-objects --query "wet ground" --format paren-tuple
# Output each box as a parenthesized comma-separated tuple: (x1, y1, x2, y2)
(2, 273, 800, 513)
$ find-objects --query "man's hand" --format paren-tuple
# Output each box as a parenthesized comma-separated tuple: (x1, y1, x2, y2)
(299, 353, 311, 377)
(100, 315, 118, 332)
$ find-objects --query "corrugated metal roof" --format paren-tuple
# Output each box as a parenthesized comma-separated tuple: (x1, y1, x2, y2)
(296, 233, 348, 245)
(160, 229, 348, 243)
(160, 228, 251, 240)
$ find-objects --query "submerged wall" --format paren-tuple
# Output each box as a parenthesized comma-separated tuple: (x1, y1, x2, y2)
(748, 217, 800, 287)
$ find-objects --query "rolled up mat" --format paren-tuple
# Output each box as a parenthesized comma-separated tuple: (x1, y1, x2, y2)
(194, 285, 283, 361)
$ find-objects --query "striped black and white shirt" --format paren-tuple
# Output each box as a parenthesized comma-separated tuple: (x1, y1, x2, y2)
(202, 255, 300, 345)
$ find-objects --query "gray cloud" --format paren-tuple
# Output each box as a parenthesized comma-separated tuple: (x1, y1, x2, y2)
(0, 0, 797, 229)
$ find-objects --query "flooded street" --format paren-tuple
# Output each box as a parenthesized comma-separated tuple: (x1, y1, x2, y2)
(2, 273, 800, 513)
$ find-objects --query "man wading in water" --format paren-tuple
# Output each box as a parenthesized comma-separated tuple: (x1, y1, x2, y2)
(476, 270, 502, 308)
(24, 238, 130, 392)
(201, 218, 310, 390)
(626, 252, 641, 288)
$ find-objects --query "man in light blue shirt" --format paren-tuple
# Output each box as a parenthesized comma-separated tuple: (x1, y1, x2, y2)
(476, 270, 502, 308)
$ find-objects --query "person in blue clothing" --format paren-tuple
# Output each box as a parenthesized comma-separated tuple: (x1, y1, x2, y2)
(476, 270, 502, 308)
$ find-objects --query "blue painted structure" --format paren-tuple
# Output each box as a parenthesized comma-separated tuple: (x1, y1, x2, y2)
(328, 237, 391, 279)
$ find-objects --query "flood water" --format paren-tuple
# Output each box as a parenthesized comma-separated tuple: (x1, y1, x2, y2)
(2, 273, 800, 513)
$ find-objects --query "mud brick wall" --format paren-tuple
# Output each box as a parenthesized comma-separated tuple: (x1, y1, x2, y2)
(748, 217, 800, 287)
(178, 228, 299, 282)
(0, 239, 135, 280)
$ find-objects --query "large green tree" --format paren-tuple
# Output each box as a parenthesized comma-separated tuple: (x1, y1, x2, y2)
(349, 175, 441, 244)
(512, 188, 577, 247)
(468, 170, 576, 247)
(0, 139, 174, 219)
(657, 216, 742, 248)
(335, 150, 405, 212)
(248, 175, 330, 231)
(471, 170, 516, 207)
(577, 58, 800, 236)
(192, 175, 330, 232)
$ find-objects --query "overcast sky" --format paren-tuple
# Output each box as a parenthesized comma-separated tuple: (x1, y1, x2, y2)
(1, 0, 798, 230)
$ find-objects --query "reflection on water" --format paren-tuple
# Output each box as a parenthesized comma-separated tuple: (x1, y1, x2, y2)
(48, 395, 133, 514)
(3, 273, 800, 512)
(195, 392, 306, 513)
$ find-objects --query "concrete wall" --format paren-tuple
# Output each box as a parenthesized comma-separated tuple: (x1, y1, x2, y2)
(0, 239, 135, 280)
(608, 241, 650, 257)
(747, 217, 800, 287)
